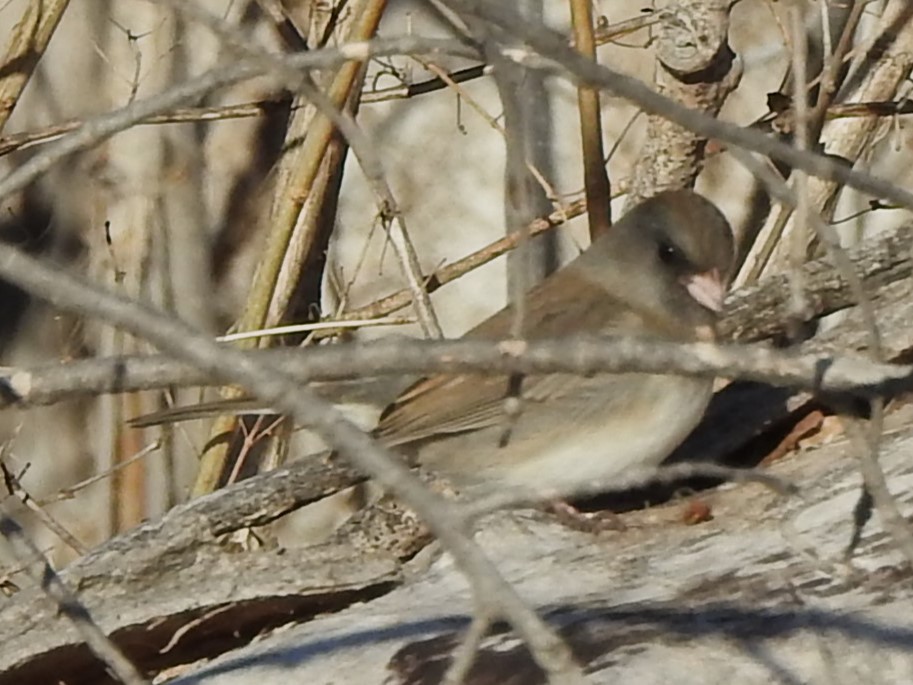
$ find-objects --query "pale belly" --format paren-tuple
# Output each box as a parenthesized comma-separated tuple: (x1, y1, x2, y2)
(417, 374, 714, 500)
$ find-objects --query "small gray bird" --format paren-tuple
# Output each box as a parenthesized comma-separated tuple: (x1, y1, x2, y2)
(132, 190, 735, 501)
(373, 189, 735, 499)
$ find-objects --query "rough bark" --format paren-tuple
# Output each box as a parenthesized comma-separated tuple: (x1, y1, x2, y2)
(626, 0, 742, 206)
(0, 257, 912, 683)
(167, 415, 913, 685)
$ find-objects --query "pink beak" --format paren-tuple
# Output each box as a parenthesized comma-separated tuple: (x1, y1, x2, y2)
(682, 269, 725, 313)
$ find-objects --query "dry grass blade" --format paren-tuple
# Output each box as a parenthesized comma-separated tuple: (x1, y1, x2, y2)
(0, 0, 71, 134)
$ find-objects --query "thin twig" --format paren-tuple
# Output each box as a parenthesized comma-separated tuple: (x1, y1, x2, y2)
(216, 316, 415, 342)
(844, 404, 913, 563)
(0, 98, 293, 156)
(0, 226, 584, 685)
(442, 0, 913, 209)
(361, 10, 657, 104)
(169, 0, 403, 497)
(171, 0, 445, 341)
(809, 0, 868, 139)
(38, 441, 161, 505)
(724, 40, 907, 563)
(3, 333, 913, 415)
(787, 6, 812, 328)
(342, 198, 585, 321)
(442, 609, 492, 685)
(1, 460, 87, 555)
(0, 36, 475, 203)
(0, 29, 908, 212)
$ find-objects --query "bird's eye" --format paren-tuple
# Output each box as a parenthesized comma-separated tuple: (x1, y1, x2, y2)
(657, 241, 678, 264)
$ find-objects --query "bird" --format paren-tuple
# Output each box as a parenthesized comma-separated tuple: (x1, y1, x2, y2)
(131, 190, 735, 502)
(371, 189, 735, 500)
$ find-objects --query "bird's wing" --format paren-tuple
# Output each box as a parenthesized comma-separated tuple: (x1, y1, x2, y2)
(375, 269, 664, 447)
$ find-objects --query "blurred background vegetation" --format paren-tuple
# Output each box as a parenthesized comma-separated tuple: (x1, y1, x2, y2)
(0, 0, 910, 570)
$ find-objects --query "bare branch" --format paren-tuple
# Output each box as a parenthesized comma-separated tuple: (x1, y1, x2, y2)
(0, 227, 584, 684)
(441, 0, 913, 208)
(1, 218, 910, 410)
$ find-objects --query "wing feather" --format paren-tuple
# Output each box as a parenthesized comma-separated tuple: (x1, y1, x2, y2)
(376, 266, 672, 447)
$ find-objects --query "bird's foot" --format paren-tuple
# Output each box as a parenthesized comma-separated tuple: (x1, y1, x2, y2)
(547, 500, 627, 533)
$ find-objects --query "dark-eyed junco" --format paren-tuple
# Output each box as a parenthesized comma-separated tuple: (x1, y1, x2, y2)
(132, 191, 734, 500)
(374, 190, 735, 499)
